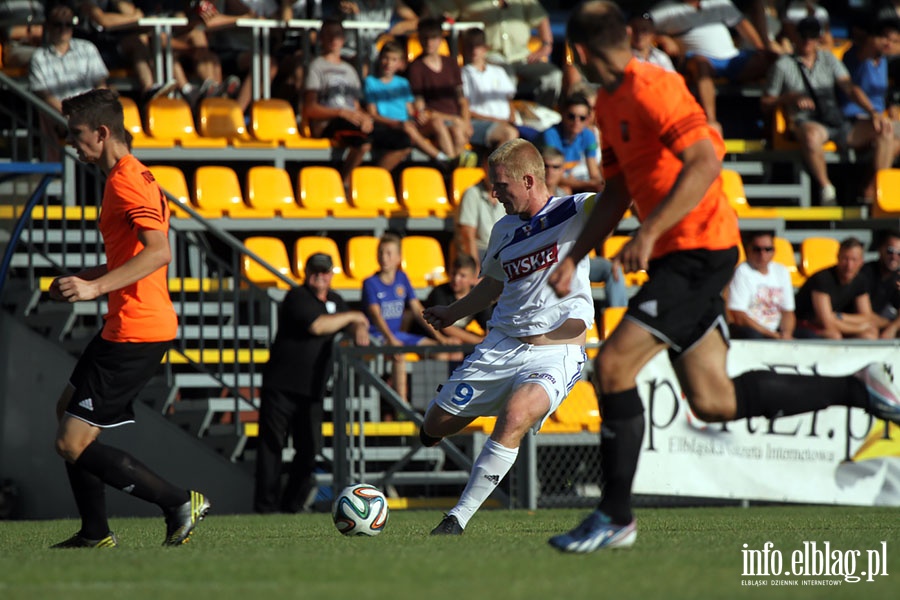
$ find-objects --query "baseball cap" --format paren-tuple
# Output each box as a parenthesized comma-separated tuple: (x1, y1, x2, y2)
(796, 17, 822, 39)
(305, 253, 334, 273)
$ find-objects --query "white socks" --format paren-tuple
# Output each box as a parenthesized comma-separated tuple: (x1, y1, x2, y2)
(448, 438, 518, 529)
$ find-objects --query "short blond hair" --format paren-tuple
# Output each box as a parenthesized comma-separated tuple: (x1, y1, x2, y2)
(488, 139, 546, 185)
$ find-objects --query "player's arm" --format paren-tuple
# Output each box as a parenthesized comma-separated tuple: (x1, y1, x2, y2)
(779, 310, 796, 339)
(424, 275, 503, 330)
(620, 138, 720, 274)
(54, 228, 170, 303)
(408, 297, 452, 344)
(549, 175, 631, 298)
(729, 309, 781, 339)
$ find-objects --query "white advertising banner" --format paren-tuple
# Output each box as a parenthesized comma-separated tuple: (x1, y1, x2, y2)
(632, 341, 900, 506)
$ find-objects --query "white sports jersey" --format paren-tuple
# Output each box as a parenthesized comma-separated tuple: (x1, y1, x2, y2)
(482, 193, 596, 338)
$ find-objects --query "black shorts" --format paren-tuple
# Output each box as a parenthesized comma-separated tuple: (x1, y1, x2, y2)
(372, 124, 412, 150)
(66, 333, 171, 427)
(625, 247, 739, 358)
(321, 118, 372, 147)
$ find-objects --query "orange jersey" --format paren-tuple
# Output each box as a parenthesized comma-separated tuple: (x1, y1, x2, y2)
(99, 154, 177, 342)
(597, 59, 740, 259)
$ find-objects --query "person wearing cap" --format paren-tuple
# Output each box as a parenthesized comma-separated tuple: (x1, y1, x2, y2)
(254, 252, 369, 514)
(761, 16, 891, 206)
(628, 13, 675, 72)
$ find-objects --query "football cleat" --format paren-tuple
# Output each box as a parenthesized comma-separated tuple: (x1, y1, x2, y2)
(548, 510, 636, 553)
(51, 531, 118, 549)
(163, 490, 210, 546)
(855, 362, 900, 424)
(430, 514, 464, 536)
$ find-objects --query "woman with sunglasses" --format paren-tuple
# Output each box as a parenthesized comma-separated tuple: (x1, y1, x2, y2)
(536, 92, 604, 194)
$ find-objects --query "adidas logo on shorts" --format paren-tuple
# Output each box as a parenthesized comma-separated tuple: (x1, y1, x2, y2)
(78, 398, 94, 411)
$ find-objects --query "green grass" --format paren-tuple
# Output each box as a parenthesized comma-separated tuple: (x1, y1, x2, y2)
(0, 506, 897, 600)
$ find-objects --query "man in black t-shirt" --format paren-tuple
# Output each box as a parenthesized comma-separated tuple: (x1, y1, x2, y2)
(423, 254, 492, 347)
(861, 229, 900, 338)
(254, 253, 369, 514)
(794, 237, 878, 339)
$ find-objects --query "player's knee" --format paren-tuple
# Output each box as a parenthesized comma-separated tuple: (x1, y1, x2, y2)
(689, 397, 733, 423)
(55, 436, 84, 462)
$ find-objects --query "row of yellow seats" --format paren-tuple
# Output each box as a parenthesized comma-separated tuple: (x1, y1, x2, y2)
(121, 96, 330, 150)
(242, 234, 450, 290)
(150, 163, 485, 220)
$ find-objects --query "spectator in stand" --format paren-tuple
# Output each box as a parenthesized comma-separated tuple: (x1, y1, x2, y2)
(406, 17, 476, 167)
(841, 16, 900, 204)
(303, 18, 410, 193)
(542, 144, 626, 308)
(629, 12, 674, 72)
(0, 0, 45, 69)
(793, 236, 878, 339)
(423, 253, 491, 347)
(432, 0, 562, 109)
(363, 233, 450, 403)
(455, 152, 505, 273)
(781, 0, 833, 49)
(364, 40, 453, 165)
(333, 0, 392, 76)
(650, 0, 777, 135)
(537, 92, 604, 194)
(761, 17, 893, 206)
(861, 229, 900, 338)
(727, 230, 796, 339)
(459, 27, 519, 153)
(177, 47, 241, 109)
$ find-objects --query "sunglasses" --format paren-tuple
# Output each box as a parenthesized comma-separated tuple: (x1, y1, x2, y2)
(885, 247, 900, 256)
(49, 20, 75, 29)
(750, 246, 774, 253)
(566, 113, 589, 122)
(544, 163, 564, 170)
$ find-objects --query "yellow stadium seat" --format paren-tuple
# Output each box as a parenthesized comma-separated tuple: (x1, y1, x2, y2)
(585, 321, 600, 360)
(452, 166, 486, 206)
(771, 106, 837, 152)
(720, 169, 779, 218)
(402, 235, 448, 287)
(145, 97, 227, 148)
(800, 237, 839, 277)
(345, 235, 381, 281)
(246, 166, 309, 218)
(250, 99, 331, 149)
(297, 166, 358, 217)
(198, 97, 277, 147)
(242, 236, 295, 289)
(293, 236, 358, 289)
(193, 165, 258, 218)
(773, 236, 806, 287)
(120, 96, 171, 148)
(148, 165, 191, 218)
(350, 166, 403, 217)
(602, 306, 627, 339)
(550, 380, 600, 433)
(403, 32, 451, 63)
(875, 168, 900, 217)
(400, 166, 452, 217)
(601, 235, 649, 286)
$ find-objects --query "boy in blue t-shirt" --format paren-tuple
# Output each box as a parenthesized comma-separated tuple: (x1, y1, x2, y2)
(362, 233, 449, 401)
(538, 92, 604, 194)
(364, 41, 452, 165)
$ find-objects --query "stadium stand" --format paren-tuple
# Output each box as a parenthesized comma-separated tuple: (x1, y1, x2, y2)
(297, 165, 358, 217)
(120, 96, 172, 148)
(194, 165, 260, 218)
(874, 168, 900, 217)
(773, 236, 806, 288)
(601, 235, 648, 286)
(452, 166, 486, 205)
(400, 166, 453, 218)
(148, 165, 192, 218)
(345, 235, 381, 281)
(241, 236, 296, 289)
(800, 237, 839, 278)
(249, 98, 331, 150)
(293, 236, 358, 289)
(349, 166, 403, 217)
(401, 235, 449, 287)
(601, 306, 627, 340)
(245, 166, 309, 218)
(145, 97, 228, 148)
(198, 97, 278, 148)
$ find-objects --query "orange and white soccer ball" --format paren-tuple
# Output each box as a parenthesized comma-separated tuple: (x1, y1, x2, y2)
(332, 483, 389, 536)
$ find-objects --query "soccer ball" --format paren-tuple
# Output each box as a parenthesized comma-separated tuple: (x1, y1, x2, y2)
(332, 483, 389, 536)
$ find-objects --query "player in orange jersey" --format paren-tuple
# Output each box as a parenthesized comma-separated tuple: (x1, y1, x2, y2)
(547, 1, 900, 554)
(49, 88, 209, 548)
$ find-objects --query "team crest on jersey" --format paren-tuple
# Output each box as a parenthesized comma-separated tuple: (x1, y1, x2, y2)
(502, 243, 558, 281)
(620, 120, 630, 142)
(395, 285, 406, 298)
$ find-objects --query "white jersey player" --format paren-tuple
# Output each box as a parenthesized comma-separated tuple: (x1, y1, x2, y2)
(420, 139, 596, 536)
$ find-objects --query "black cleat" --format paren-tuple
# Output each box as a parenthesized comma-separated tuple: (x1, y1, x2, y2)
(430, 514, 464, 536)
(51, 531, 118, 549)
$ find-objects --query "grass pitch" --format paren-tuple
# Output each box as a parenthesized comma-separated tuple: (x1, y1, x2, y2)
(0, 506, 897, 600)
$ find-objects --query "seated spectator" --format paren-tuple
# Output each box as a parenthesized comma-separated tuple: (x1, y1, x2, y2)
(406, 17, 475, 167)
(651, 0, 776, 134)
(841, 16, 900, 204)
(423, 253, 491, 347)
(178, 47, 241, 109)
(762, 17, 893, 206)
(0, 0, 45, 69)
(432, 0, 562, 108)
(363, 233, 450, 402)
(333, 0, 392, 77)
(861, 229, 900, 338)
(364, 40, 451, 165)
(727, 230, 796, 339)
(459, 27, 519, 153)
(537, 92, 603, 194)
(303, 18, 410, 191)
(629, 12, 675, 72)
(793, 237, 878, 339)
(455, 153, 505, 274)
(782, 0, 833, 49)
(542, 145, 626, 308)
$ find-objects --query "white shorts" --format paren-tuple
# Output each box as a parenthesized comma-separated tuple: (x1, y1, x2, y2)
(429, 328, 586, 433)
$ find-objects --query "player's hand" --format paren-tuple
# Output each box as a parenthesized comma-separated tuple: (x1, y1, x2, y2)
(548, 256, 576, 298)
(48, 277, 65, 301)
(423, 305, 453, 330)
(616, 232, 654, 274)
(55, 276, 100, 302)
